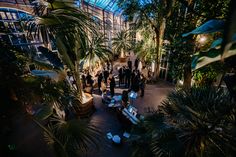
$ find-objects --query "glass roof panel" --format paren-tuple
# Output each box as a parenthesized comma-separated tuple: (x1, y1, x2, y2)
(83, 0, 153, 14)
(84, 0, 121, 14)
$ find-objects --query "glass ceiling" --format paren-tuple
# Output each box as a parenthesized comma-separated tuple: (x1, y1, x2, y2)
(80, 0, 152, 14)
(84, 0, 122, 14)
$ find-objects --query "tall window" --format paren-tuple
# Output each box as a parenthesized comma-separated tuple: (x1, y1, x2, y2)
(0, 12, 7, 19)
(6, 12, 12, 19)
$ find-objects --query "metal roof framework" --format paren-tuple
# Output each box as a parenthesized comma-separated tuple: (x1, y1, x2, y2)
(83, 0, 154, 15)
(84, 0, 121, 14)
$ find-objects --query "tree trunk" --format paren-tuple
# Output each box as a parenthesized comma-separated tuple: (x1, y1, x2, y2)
(153, 28, 160, 80)
(120, 48, 124, 58)
(154, 18, 166, 80)
(183, 62, 192, 88)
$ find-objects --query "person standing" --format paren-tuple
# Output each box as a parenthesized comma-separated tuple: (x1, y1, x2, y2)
(140, 76, 146, 97)
(122, 90, 129, 108)
(125, 68, 131, 88)
(131, 70, 135, 91)
(86, 72, 93, 87)
(109, 75, 116, 97)
(107, 61, 110, 70)
(101, 80, 107, 96)
(133, 73, 140, 93)
(118, 67, 123, 87)
(103, 68, 109, 85)
(142, 66, 148, 80)
(134, 58, 139, 70)
(122, 66, 126, 84)
(97, 72, 103, 93)
(127, 58, 132, 70)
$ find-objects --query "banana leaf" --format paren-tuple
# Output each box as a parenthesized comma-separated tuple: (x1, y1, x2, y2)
(210, 38, 223, 49)
(182, 20, 225, 37)
(192, 49, 236, 70)
(38, 46, 63, 69)
(210, 34, 236, 49)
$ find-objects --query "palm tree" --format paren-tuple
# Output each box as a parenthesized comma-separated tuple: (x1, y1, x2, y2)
(162, 87, 236, 157)
(130, 112, 183, 157)
(112, 30, 132, 58)
(82, 33, 112, 71)
(118, 0, 175, 79)
(34, 115, 101, 157)
(27, 0, 95, 98)
(24, 1, 103, 156)
(131, 87, 236, 157)
(134, 26, 156, 64)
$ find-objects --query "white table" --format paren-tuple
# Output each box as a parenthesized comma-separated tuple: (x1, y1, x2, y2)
(122, 107, 140, 125)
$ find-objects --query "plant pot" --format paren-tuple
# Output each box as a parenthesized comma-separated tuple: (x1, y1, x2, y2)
(119, 57, 126, 62)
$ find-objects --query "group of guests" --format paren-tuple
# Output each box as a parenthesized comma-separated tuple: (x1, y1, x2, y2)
(96, 69, 116, 97)
(81, 61, 115, 97)
(118, 58, 146, 97)
(81, 58, 147, 98)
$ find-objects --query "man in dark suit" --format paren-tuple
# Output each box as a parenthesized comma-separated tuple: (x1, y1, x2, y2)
(103, 68, 109, 85)
(109, 76, 116, 97)
(118, 67, 123, 87)
(127, 58, 132, 70)
(125, 68, 131, 88)
(134, 58, 139, 70)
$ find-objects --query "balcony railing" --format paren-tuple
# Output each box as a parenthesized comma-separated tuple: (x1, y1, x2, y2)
(0, 0, 31, 5)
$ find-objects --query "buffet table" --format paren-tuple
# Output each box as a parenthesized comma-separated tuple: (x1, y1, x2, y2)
(102, 91, 142, 125)
(122, 106, 140, 125)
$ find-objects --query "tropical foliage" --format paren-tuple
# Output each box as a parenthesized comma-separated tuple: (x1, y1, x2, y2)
(165, 0, 231, 87)
(0, 1, 103, 156)
(131, 87, 236, 157)
(82, 33, 112, 70)
(27, 0, 96, 96)
(34, 115, 101, 157)
(134, 26, 156, 64)
(112, 30, 132, 57)
(118, 0, 175, 79)
(0, 40, 101, 153)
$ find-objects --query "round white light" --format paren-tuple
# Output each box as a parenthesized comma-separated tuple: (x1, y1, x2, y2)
(199, 36, 207, 43)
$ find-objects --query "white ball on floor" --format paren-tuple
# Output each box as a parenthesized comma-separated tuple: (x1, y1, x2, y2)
(112, 135, 121, 144)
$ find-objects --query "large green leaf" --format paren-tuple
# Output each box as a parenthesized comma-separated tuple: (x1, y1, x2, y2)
(161, 87, 236, 156)
(112, 30, 132, 54)
(210, 34, 236, 49)
(37, 46, 64, 69)
(81, 33, 112, 69)
(182, 20, 225, 37)
(192, 48, 236, 70)
(48, 116, 101, 156)
(192, 49, 221, 70)
(210, 38, 223, 49)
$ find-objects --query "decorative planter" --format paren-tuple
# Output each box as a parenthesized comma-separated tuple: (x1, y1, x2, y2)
(119, 57, 126, 62)
(77, 93, 95, 118)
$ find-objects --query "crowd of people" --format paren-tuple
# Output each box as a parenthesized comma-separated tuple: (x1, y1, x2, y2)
(118, 61, 147, 97)
(81, 58, 148, 98)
